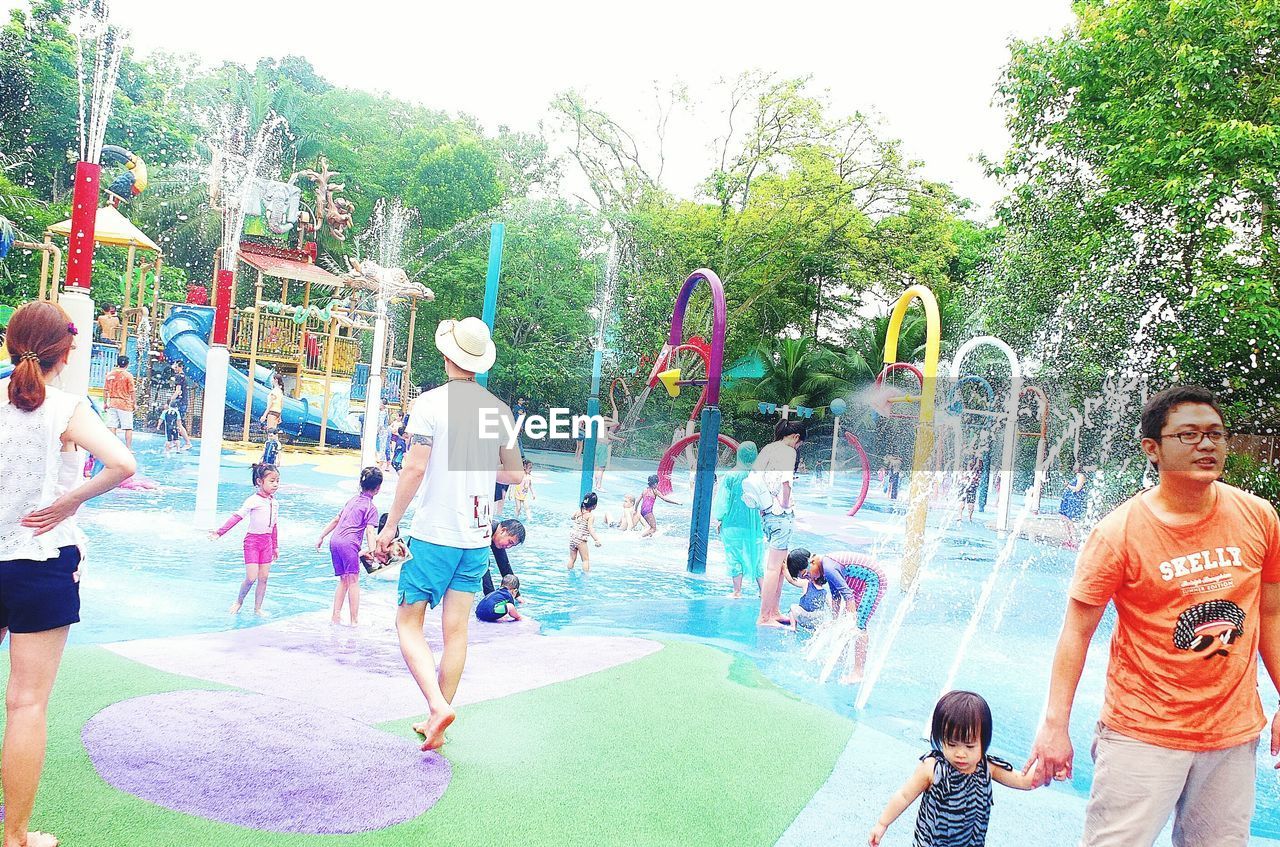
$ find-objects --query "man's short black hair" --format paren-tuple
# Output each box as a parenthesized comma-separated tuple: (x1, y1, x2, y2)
(1140, 385, 1223, 441)
(775, 419, 807, 442)
(497, 518, 525, 545)
(116, 355, 129, 368)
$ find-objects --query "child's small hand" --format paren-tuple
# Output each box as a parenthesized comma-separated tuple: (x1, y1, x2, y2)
(868, 823, 887, 846)
(594, 540, 602, 547)
(207, 531, 219, 541)
(315, 538, 324, 549)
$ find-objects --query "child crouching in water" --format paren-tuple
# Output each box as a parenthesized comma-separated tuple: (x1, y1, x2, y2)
(869, 690, 1038, 846)
(476, 573, 522, 622)
(210, 463, 281, 615)
(316, 466, 382, 625)
(786, 548, 886, 683)
(566, 492, 601, 572)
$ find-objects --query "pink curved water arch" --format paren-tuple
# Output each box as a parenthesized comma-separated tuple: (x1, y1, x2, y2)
(656, 433, 739, 496)
(873, 363, 925, 420)
(844, 432, 871, 517)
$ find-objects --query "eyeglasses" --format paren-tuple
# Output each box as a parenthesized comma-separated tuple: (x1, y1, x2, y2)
(1160, 430, 1229, 446)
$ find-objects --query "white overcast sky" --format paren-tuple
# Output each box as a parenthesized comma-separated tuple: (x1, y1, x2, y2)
(99, 0, 1075, 216)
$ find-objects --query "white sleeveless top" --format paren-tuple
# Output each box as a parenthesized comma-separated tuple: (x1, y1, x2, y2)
(0, 379, 89, 562)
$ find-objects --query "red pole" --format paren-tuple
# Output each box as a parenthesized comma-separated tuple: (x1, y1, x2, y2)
(213, 268, 233, 346)
(65, 161, 101, 291)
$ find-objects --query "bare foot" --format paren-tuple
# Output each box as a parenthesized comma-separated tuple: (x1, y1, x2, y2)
(757, 618, 789, 628)
(13, 833, 60, 847)
(229, 602, 242, 614)
(254, 608, 270, 618)
(350, 619, 358, 626)
(730, 592, 742, 599)
(412, 707, 456, 751)
(840, 672, 865, 685)
(331, 617, 342, 625)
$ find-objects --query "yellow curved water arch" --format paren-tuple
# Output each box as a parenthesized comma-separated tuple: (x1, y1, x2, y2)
(882, 285, 941, 589)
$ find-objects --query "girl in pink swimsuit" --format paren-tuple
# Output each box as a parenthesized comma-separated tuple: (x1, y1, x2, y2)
(638, 474, 681, 538)
(210, 463, 281, 615)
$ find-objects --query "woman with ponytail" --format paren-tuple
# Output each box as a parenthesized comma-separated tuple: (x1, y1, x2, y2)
(1, 300, 136, 847)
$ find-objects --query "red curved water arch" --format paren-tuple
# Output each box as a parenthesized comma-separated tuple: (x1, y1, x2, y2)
(656, 433, 739, 496)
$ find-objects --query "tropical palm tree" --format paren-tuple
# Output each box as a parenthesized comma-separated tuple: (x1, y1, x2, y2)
(727, 336, 846, 417)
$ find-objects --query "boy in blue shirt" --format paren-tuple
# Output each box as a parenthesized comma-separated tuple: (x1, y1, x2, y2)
(476, 574, 522, 623)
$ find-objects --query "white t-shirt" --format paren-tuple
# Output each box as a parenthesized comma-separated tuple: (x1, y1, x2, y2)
(405, 380, 514, 549)
(749, 440, 797, 516)
(0, 381, 89, 561)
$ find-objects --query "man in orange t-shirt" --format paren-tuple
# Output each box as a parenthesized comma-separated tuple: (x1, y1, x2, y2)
(1027, 385, 1280, 846)
(103, 354, 136, 448)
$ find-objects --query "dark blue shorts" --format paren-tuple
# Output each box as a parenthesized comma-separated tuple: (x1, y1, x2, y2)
(0, 546, 82, 634)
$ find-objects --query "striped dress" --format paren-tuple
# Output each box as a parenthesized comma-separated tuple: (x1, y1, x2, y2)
(912, 751, 1013, 847)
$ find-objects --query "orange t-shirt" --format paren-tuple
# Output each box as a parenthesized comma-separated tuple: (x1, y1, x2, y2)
(103, 368, 135, 412)
(1069, 482, 1280, 751)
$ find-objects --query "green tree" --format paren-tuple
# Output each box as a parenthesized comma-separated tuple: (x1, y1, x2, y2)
(987, 0, 1280, 420)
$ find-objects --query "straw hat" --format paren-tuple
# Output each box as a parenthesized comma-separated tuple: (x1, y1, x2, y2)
(435, 317, 496, 374)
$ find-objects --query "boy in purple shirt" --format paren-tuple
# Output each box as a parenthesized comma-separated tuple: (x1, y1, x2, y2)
(318, 467, 383, 625)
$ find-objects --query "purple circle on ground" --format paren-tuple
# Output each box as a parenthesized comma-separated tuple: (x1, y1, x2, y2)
(82, 690, 450, 834)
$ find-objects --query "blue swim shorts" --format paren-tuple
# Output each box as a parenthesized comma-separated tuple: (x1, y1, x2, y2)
(0, 545, 82, 634)
(761, 512, 794, 551)
(398, 538, 489, 608)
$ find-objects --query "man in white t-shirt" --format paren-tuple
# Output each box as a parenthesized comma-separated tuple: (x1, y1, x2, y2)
(750, 419, 806, 627)
(376, 317, 523, 752)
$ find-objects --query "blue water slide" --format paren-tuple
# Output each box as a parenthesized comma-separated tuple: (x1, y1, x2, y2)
(160, 305, 361, 449)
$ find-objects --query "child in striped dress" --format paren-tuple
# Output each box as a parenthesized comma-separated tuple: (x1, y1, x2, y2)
(870, 691, 1039, 846)
(565, 492, 601, 573)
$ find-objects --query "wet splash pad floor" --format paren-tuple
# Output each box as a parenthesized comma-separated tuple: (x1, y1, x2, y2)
(20, 605, 1280, 846)
(17, 606, 855, 846)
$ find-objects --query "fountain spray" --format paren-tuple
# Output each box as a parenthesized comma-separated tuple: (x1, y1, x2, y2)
(359, 198, 416, 468)
(60, 0, 126, 395)
(195, 109, 290, 524)
(579, 233, 619, 499)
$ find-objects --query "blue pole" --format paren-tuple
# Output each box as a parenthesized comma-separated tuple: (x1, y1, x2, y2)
(477, 222, 504, 387)
(579, 348, 603, 500)
(687, 405, 721, 573)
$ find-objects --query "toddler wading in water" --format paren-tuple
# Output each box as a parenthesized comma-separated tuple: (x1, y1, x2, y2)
(513, 459, 536, 518)
(566, 492, 601, 572)
(870, 690, 1038, 846)
(317, 466, 382, 625)
(210, 463, 281, 615)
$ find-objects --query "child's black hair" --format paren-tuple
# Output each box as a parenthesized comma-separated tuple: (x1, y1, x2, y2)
(775, 419, 807, 442)
(580, 492, 598, 510)
(930, 690, 993, 755)
(376, 512, 401, 537)
(359, 466, 383, 492)
(252, 463, 279, 486)
(647, 473, 659, 486)
(496, 518, 526, 544)
(786, 548, 812, 578)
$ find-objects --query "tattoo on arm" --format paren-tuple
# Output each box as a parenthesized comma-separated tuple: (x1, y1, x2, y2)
(410, 434, 433, 447)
